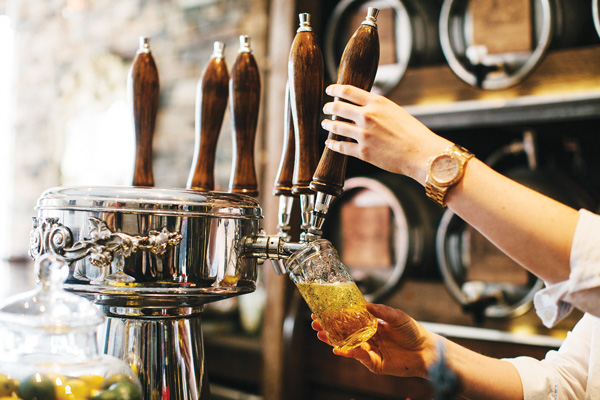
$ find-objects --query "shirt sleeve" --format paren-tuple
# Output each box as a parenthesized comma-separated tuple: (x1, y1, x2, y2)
(504, 314, 592, 399)
(533, 209, 600, 328)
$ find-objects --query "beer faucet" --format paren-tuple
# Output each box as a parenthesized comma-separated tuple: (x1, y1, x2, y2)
(273, 81, 296, 241)
(308, 7, 380, 237)
(255, 13, 325, 273)
(187, 41, 229, 191)
(230, 35, 261, 197)
(288, 13, 324, 242)
(130, 37, 160, 187)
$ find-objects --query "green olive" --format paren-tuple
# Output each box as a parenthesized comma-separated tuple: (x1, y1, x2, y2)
(89, 390, 119, 400)
(100, 374, 132, 391)
(17, 373, 56, 400)
(107, 382, 141, 400)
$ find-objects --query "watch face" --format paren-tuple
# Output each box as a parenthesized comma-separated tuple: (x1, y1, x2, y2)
(431, 154, 459, 185)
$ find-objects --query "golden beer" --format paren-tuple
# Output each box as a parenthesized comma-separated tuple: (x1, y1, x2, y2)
(296, 281, 377, 351)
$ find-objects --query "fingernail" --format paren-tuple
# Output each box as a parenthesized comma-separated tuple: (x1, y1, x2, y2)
(325, 85, 332, 95)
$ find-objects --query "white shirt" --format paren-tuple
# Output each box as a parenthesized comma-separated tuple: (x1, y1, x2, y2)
(506, 209, 600, 399)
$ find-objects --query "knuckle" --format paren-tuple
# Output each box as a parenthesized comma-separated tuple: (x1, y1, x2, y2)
(329, 101, 342, 115)
(357, 145, 370, 160)
(324, 120, 334, 132)
(338, 85, 352, 98)
(360, 131, 372, 144)
(373, 96, 387, 106)
(362, 107, 377, 124)
(354, 113, 367, 126)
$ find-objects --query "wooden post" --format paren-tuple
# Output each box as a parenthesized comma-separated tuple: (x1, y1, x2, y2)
(261, 0, 297, 399)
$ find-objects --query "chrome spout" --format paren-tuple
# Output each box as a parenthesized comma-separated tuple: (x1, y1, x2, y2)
(243, 233, 305, 275)
(277, 195, 295, 240)
(299, 193, 315, 235)
(308, 191, 334, 237)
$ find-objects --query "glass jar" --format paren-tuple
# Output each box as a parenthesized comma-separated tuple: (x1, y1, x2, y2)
(0, 254, 141, 400)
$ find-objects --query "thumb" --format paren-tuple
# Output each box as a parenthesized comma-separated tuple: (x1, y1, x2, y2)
(367, 303, 412, 326)
(334, 346, 376, 369)
(367, 303, 427, 348)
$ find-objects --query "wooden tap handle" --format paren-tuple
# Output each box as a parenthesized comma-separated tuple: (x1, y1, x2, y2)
(289, 13, 323, 195)
(187, 42, 229, 191)
(310, 9, 380, 197)
(129, 37, 160, 187)
(229, 35, 261, 197)
(273, 82, 296, 196)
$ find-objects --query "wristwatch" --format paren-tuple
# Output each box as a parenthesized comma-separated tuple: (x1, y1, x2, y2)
(425, 144, 474, 207)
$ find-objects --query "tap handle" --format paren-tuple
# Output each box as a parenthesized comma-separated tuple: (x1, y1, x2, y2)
(187, 42, 229, 191)
(229, 35, 261, 197)
(310, 8, 380, 197)
(289, 13, 323, 195)
(273, 81, 296, 196)
(129, 37, 160, 187)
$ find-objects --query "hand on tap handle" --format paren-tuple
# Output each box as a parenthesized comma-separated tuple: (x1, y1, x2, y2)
(229, 35, 261, 197)
(187, 41, 229, 191)
(309, 8, 380, 198)
(129, 37, 160, 187)
(305, 8, 380, 236)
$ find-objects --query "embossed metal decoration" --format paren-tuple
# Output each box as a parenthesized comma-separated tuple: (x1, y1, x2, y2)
(30, 216, 183, 269)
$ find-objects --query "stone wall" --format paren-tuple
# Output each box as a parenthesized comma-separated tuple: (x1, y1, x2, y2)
(3, 0, 270, 258)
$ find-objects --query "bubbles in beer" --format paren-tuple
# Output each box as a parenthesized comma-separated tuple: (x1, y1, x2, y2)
(296, 281, 377, 351)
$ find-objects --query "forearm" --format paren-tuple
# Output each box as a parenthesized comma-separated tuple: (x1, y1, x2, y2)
(446, 158, 579, 284)
(440, 335, 524, 400)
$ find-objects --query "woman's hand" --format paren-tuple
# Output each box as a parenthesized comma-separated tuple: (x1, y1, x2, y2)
(312, 303, 526, 399)
(312, 303, 437, 378)
(321, 84, 452, 185)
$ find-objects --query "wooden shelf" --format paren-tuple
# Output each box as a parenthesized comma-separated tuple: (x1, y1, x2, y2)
(405, 90, 600, 130)
(388, 45, 600, 130)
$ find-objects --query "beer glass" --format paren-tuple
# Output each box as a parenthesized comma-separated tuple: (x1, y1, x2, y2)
(286, 239, 377, 351)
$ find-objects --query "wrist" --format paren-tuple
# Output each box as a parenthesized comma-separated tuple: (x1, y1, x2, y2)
(414, 139, 454, 186)
(420, 332, 443, 378)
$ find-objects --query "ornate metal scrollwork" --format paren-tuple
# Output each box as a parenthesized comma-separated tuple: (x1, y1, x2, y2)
(30, 217, 74, 259)
(29, 216, 183, 269)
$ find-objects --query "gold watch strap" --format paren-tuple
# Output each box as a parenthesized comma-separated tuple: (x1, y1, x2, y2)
(425, 144, 473, 207)
(425, 184, 448, 207)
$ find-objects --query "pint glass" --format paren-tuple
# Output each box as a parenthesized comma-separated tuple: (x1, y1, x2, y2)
(286, 239, 377, 351)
